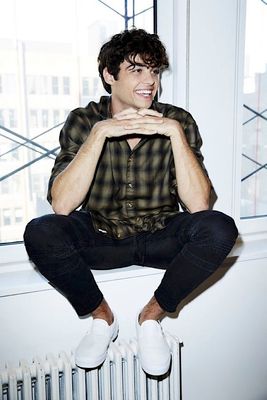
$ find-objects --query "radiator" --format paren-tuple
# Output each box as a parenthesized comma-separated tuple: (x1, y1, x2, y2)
(0, 334, 181, 400)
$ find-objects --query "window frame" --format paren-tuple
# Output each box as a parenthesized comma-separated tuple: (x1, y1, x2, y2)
(1, 0, 266, 271)
(157, 0, 267, 252)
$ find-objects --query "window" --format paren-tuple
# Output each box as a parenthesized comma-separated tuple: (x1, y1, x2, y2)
(93, 78, 99, 97)
(14, 208, 23, 224)
(82, 78, 90, 96)
(40, 76, 49, 95)
(3, 74, 16, 94)
(0, 0, 155, 244)
(3, 209, 11, 226)
(53, 110, 60, 125)
(9, 109, 17, 128)
(241, 0, 267, 220)
(52, 76, 59, 95)
(63, 77, 70, 95)
(41, 110, 49, 128)
(28, 76, 37, 94)
(29, 110, 38, 128)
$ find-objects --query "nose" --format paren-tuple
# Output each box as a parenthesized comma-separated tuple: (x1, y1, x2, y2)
(142, 69, 156, 85)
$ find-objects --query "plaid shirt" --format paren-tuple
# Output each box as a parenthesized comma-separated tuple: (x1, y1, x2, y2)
(47, 96, 208, 239)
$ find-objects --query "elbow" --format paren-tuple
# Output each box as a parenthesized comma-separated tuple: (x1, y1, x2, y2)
(51, 199, 72, 216)
(189, 201, 210, 213)
(186, 186, 211, 213)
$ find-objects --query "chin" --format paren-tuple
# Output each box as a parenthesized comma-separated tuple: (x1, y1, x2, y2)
(135, 99, 153, 109)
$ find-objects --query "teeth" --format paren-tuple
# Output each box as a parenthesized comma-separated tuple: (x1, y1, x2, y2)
(136, 90, 152, 96)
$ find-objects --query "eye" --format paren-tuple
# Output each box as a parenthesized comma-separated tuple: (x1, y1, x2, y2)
(133, 68, 143, 73)
(152, 68, 160, 75)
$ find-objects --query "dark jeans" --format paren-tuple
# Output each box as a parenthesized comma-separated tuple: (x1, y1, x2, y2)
(23, 210, 238, 316)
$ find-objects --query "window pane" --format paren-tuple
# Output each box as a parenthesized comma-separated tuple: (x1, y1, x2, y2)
(0, 0, 154, 243)
(241, 0, 267, 219)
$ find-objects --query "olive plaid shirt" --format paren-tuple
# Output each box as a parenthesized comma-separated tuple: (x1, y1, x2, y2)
(47, 96, 208, 239)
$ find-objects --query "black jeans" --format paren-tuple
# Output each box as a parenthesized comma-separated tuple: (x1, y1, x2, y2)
(24, 210, 238, 316)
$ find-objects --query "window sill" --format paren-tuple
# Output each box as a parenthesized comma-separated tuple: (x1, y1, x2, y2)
(0, 264, 165, 298)
(0, 232, 266, 298)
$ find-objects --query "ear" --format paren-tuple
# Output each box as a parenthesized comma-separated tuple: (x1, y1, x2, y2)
(103, 67, 115, 86)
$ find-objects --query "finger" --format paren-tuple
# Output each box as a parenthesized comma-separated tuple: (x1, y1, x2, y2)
(115, 113, 143, 121)
(123, 123, 163, 132)
(123, 127, 161, 135)
(113, 108, 139, 119)
(137, 108, 163, 117)
(123, 117, 163, 127)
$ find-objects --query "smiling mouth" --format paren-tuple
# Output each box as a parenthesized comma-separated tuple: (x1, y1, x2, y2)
(135, 89, 153, 98)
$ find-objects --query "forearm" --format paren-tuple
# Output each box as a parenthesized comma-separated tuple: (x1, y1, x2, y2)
(51, 129, 106, 215)
(170, 128, 211, 212)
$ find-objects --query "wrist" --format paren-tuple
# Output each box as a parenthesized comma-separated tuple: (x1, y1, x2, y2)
(169, 125, 184, 140)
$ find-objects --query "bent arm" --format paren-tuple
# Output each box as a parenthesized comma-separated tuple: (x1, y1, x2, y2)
(169, 123, 211, 212)
(51, 127, 106, 215)
(50, 107, 162, 215)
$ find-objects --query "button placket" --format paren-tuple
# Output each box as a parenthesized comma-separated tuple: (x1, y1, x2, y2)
(126, 153, 135, 213)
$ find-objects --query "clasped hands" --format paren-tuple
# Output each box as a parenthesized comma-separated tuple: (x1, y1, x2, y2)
(94, 107, 182, 139)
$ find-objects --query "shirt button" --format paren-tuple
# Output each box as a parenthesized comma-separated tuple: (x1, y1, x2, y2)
(128, 183, 133, 188)
(127, 202, 133, 208)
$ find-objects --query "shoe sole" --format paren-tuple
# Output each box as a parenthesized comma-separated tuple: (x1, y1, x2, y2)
(141, 355, 171, 376)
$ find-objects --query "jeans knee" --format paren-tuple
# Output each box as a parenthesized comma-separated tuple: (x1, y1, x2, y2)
(24, 214, 74, 260)
(208, 211, 238, 244)
(194, 211, 238, 263)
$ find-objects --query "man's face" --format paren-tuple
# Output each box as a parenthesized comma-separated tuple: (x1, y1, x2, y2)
(108, 55, 160, 113)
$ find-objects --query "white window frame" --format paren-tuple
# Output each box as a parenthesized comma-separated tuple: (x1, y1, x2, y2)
(157, 0, 267, 259)
(1, 0, 267, 274)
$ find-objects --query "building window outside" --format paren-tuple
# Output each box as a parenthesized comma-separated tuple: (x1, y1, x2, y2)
(53, 110, 60, 125)
(3, 209, 12, 226)
(82, 77, 90, 96)
(14, 208, 23, 224)
(3, 74, 16, 94)
(0, 0, 154, 244)
(241, 0, 267, 219)
(29, 109, 38, 128)
(63, 76, 70, 95)
(28, 76, 37, 94)
(0, 181, 9, 195)
(40, 76, 49, 95)
(9, 109, 17, 128)
(93, 77, 99, 97)
(52, 76, 59, 95)
(41, 109, 49, 128)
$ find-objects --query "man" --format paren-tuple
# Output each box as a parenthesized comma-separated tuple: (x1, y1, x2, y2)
(24, 29, 238, 376)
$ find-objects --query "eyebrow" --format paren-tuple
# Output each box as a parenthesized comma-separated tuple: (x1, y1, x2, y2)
(126, 63, 147, 70)
(126, 63, 160, 71)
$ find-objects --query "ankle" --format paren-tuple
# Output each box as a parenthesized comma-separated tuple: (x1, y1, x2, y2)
(91, 299, 114, 325)
(139, 297, 165, 324)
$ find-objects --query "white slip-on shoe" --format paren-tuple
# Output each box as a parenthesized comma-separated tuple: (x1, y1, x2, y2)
(136, 315, 171, 376)
(75, 315, 119, 369)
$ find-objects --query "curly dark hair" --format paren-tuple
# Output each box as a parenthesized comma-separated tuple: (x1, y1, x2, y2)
(97, 28, 169, 94)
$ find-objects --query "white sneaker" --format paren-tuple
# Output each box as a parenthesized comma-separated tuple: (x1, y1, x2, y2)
(75, 315, 119, 369)
(136, 315, 171, 376)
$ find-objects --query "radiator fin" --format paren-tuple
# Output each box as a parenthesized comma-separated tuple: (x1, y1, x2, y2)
(0, 334, 181, 400)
